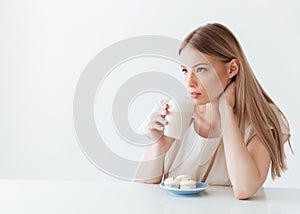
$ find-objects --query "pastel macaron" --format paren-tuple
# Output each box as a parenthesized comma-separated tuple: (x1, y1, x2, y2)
(180, 179, 197, 189)
(175, 174, 192, 182)
(164, 177, 180, 188)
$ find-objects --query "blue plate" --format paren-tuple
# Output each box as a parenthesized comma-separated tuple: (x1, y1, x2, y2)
(160, 181, 209, 195)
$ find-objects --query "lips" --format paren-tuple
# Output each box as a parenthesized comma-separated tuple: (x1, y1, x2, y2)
(190, 92, 201, 99)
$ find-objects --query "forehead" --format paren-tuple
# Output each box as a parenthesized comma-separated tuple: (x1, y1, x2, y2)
(179, 45, 209, 67)
(179, 45, 222, 69)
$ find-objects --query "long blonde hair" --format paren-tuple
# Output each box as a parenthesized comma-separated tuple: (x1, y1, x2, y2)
(179, 23, 291, 179)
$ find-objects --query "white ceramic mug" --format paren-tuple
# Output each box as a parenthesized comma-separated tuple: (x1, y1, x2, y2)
(164, 96, 194, 139)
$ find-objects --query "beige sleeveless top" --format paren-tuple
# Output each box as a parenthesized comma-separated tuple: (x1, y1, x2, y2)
(138, 101, 290, 186)
(163, 122, 232, 186)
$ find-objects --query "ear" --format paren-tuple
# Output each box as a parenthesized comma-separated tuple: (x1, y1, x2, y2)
(227, 59, 239, 79)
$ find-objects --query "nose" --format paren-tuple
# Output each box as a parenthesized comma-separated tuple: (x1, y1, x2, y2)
(185, 72, 198, 88)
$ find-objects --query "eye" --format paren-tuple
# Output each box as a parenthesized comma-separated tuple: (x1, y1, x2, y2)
(182, 68, 188, 74)
(196, 67, 207, 73)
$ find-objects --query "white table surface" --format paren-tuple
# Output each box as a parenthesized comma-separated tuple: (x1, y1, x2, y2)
(0, 179, 299, 214)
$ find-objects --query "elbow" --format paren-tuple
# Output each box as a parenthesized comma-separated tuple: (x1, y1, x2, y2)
(232, 179, 264, 200)
(233, 187, 257, 200)
(234, 190, 252, 200)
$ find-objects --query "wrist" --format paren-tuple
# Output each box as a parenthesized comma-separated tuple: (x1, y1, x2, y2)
(152, 136, 174, 153)
(224, 107, 237, 122)
(225, 103, 234, 111)
(219, 104, 234, 118)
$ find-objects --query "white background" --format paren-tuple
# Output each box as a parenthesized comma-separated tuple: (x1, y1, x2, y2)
(0, 0, 299, 188)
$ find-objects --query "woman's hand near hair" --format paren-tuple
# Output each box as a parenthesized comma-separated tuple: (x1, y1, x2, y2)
(219, 81, 236, 111)
(218, 81, 237, 130)
(218, 82, 271, 199)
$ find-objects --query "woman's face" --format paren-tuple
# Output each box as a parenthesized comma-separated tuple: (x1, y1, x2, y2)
(179, 45, 231, 105)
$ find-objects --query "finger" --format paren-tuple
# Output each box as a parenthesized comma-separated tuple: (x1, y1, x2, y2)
(149, 111, 160, 121)
(151, 111, 167, 122)
(156, 115, 167, 125)
(160, 109, 168, 116)
(225, 81, 236, 92)
(162, 103, 169, 110)
(149, 122, 164, 131)
(160, 99, 169, 106)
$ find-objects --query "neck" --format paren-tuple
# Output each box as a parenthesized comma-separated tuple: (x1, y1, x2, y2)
(194, 98, 221, 138)
(195, 98, 219, 115)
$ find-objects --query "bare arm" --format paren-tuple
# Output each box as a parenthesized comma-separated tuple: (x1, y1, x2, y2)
(133, 102, 175, 183)
(134, 137, 174, 183)
(222, 109, 271, 199)
(220, 82, 271, 199)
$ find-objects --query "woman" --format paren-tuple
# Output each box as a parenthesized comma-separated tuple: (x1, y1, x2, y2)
(134, 23, 291, 199)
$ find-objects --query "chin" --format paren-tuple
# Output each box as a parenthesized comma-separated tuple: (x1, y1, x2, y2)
(194, 99, 209, 105)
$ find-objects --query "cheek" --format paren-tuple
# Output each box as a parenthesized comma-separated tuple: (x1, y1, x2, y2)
(201, 73, 225, 100)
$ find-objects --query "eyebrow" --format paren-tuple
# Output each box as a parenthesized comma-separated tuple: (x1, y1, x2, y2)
(181, 62, 209, 68)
